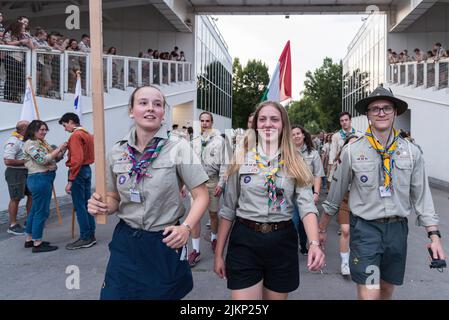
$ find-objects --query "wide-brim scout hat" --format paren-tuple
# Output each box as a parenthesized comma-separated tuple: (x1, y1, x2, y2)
(355, 86, 408, 116)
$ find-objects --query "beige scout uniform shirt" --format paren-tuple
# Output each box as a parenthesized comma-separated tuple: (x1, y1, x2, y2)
(106, 125, 209, 232)
(191, 129, 228, 188)
(328, 129, 363, 166)
(328, 129, 362, 182)
(22, 140, 58, 174)
(219, 147, 318, 223)
(3, 135, 26, 169)
(299, 145, 325, 178)
(322, 135, 439, 227)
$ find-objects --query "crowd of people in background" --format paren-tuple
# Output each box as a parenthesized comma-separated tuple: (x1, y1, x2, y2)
(0, 13, 188, 102)
(388, 42, 449, 64)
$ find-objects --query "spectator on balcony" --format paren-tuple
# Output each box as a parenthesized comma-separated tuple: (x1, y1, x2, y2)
(170, 46, 179, 60)
(78, 34, 90, 53)
(178, 51, 186, 62)
(143, 48, 153, 58)
(0, 12, 5, 40)
(402, 50, 412, 62)
(32, 28, 51, 50)
(66, 39, 81, 93)
(427, 50, 435, 62)
(107, 46, 117, 55)
(153, 50, 160, 59)
(66, 39, 79, 51)
(387, 49, 393, 63)
(33, 28, 53, 97)
(433, 42, 445, 61)
(413, 48, 427, 63)
(47, 33, 66, 52)
(389, 52, 398, 64)
(17, 16, 31, 38)
(3, 21, 33, 102)
(160, 52, 170, 60)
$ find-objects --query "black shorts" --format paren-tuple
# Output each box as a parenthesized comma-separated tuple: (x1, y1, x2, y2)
(349, 214, 408, 286)
(225, 219, 299, 293)
(5, 167, 30, 200)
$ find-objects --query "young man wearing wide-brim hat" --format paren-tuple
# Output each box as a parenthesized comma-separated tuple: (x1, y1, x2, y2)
(318, 86, 445, 300)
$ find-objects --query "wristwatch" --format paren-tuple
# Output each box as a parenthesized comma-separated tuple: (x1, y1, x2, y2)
(427, 230, 441, 239)
(313, 192, 320, 196)
(309, 240, 320, 247)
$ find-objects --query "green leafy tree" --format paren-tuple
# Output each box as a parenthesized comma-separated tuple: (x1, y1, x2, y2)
(232, 58, 269, 128)
(301, 57, 342, 132)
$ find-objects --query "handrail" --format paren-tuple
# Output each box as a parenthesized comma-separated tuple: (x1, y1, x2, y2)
(0, 45, 193, 103)
(388, 59, 449, 90)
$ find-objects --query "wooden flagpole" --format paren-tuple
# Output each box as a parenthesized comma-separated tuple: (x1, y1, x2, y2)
(27, 76, 63, 225)
(89, 0, 107, 224)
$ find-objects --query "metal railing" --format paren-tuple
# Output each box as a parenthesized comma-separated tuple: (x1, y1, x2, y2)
(388, 59, 449, 91)
(0, 45, 193, 104)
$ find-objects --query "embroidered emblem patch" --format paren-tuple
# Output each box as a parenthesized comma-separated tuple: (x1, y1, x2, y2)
(356, 154, 368, 161)
(118, 175, 127, 184)
(360, 175, 368, 183)
(243, 176, 251, 184)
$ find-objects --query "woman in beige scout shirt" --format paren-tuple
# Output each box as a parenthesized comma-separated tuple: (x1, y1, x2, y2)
(214, 101, 325, 300)
(88, 85, 209, 300)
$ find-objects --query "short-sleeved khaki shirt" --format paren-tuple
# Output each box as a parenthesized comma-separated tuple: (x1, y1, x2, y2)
(299, 145, 325, 178)
(3, 135, 26, 168)
(219, 146, 318, 223)
(106, 125, 209, 231)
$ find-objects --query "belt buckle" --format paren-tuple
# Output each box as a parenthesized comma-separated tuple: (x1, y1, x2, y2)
(259, 223, 271, 233)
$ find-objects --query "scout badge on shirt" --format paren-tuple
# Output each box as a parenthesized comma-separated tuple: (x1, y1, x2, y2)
(252, 148, 286, 210)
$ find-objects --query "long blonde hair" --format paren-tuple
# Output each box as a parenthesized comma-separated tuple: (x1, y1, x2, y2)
(227, 101, 313, 186)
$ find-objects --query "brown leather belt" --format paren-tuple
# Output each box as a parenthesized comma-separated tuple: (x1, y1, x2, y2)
(237, 217, 292, 233)
(372, 216, 406, 224)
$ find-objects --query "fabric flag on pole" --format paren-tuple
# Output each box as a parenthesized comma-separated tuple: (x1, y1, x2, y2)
(20, 80, 37, 121)
(74, 74, 83, 122)
(261, 41, 292, 102)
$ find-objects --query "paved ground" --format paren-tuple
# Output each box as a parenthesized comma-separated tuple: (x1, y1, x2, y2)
(0, 188, 448, 300)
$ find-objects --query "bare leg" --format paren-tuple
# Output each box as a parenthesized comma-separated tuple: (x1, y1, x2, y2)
(8, 199, 19, 226)
(262, 287, 288, 300)
(231, 280, 263, 300)
(339, 224, 350, 253)
(380, 279, 395, 300)
(209, 211, 218, 235)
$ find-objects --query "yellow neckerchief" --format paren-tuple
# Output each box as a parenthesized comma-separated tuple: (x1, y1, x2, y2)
(365, 126, 400, 191)
(37, 139, 53, 153)
(251, 147, 285, 208)
(72, 127, 89, 134)
(12, 131, 24, 141)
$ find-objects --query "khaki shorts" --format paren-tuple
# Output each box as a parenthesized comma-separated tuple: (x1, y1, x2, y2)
(5, 167, 30, 200)
(206, 178, 219, 213)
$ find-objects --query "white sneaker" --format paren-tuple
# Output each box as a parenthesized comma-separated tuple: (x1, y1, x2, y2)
(206, 219, 211, 229)
(341, 263, 350, 276)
